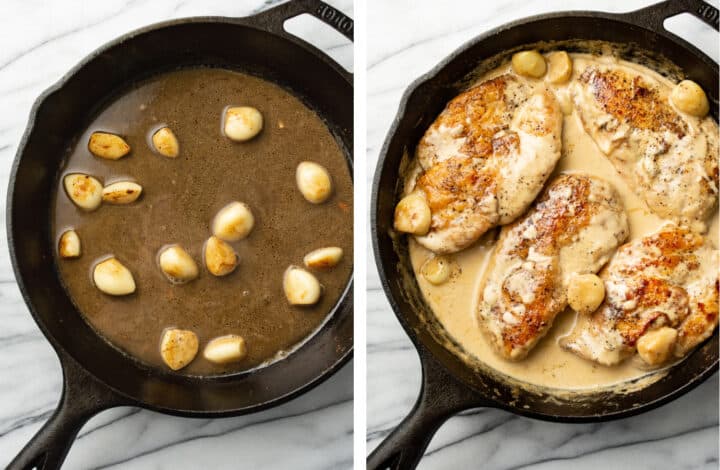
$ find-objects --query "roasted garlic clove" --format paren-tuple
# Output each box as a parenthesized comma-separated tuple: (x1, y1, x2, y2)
(102, 181, 142, 204)
(204, 236, 238, 276)
(88, 132, 131, 160)
(58, 230, 81, 258)
(160, 328, 199, 371)
(394, 192, 431, 235)
(224, 106, 263, 142)
(303, 247, 344, 270)
(152, 127, 179, 157)
(637, 327, 678, 366)
(283, 266, 321, 305)
(64, 173, 103, 211)
(512, 50, 547, 78)
(296, 161, 333, 204)
(421, 256, 453, 285)
(546, 51, 573, 84)
(203, 335, 247, 364)
(158, 245, 199, 283)
(567, 273, 605, 314)
(212, 201, 255, 241)
(93, 257, 136, 296)
(671, 80, 709, 117)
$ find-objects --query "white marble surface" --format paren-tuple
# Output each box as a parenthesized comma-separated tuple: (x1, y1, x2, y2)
(0, 0, 353, 468)
(366, 1, 719, 469)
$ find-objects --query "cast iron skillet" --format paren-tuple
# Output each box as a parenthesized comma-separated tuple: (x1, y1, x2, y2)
(370, 0, 718, 468)
(6, 1, 353, 468)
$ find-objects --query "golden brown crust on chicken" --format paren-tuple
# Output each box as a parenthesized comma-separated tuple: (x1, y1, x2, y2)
(416, 157, 497, 233)
(579, 68, 687, 137)
(572, 65, 719, 228)
(477, 174, 629, 360)
(420, 76, 513, 162)
(676, 280, 719, 356)
(561, 226, 719, 366)
(408, 74, 562, 254)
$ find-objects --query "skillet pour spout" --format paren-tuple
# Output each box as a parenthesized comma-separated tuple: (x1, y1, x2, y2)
(7, 1, 353, 469)
(369, 0, 718, 468)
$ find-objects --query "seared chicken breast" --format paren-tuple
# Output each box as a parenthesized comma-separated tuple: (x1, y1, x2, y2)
(407, 74, 562, 253)
(572, 64, 719, 228)
(561, 226, 719, 366)
(477, 174, 629, 360)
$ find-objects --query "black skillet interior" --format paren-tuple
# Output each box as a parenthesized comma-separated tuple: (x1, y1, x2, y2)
(7, 1, 353, 469)
(370, 0, 718, 468)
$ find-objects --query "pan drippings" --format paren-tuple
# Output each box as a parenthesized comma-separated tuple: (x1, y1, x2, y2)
(52, 68, 353, 375)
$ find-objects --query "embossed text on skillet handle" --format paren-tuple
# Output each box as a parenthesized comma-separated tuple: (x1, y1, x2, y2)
(253, 0, 354, 41)
(621, 0, 719, 34)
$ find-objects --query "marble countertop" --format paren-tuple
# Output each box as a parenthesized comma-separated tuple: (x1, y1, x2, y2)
(0, 0, 352, 468)
(366, 0, 719, 469)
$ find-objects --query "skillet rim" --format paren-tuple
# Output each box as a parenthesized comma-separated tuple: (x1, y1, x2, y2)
(7, 15, 354, 417)
(371, 9, 719, 422)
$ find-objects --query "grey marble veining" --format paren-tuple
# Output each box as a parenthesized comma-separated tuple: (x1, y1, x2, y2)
(366, 1, 719, 469)
(0, 0, 352, 468)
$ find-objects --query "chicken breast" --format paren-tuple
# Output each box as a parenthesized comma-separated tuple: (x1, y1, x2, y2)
(477, 173, 629, 360)
(572, 64, 719, 229)
(561, 226, 719, 366)
(407, 74, 562, 253)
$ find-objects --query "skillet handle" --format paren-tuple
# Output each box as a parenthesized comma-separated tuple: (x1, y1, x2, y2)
(622, 0, 719, 33)
(253, 0, 354, 41)
(7, 352, 127, 470)
(367, 350, 493, 470)
(248, 0, 353, 83)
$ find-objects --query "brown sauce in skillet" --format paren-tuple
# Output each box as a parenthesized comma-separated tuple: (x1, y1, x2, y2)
(52, 68, 353, 375)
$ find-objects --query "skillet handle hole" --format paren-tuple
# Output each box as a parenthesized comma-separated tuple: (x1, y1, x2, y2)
(284, 13, 354, 73)
(664, 12, 719, 59)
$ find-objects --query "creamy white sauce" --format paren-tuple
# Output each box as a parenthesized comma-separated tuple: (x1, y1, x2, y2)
(420, 124, 467, 166)
(409, 53, 719, 390)
(570, 56, 718, 227)
(496, 89, 563, 224)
